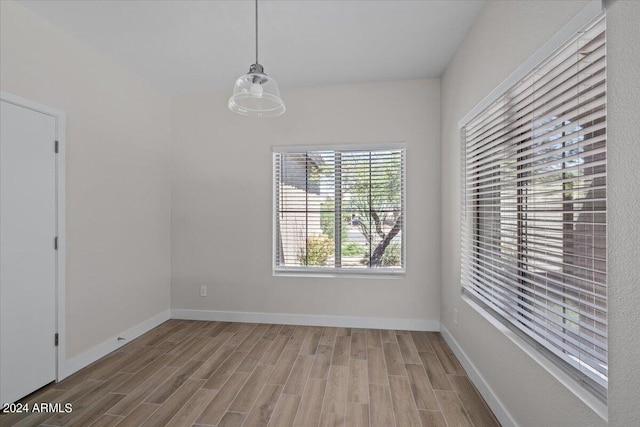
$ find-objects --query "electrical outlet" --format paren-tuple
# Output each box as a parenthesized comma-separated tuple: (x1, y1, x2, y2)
(200, 285, 207, 297)
(454, 308, 459, 326)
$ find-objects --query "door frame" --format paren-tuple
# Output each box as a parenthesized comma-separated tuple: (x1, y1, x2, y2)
(1, 91, 66, 382)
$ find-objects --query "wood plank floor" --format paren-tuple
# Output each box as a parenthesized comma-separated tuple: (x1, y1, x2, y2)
(1, 320, 500, 427)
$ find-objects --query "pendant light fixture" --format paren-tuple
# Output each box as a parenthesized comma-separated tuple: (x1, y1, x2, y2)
(228, 0, 285, 117)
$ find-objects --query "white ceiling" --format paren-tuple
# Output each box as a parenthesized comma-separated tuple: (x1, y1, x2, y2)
(20, 0, 485, 94)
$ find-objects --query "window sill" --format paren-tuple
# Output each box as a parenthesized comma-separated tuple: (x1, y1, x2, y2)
(273, 268, 406, 279)
(461, 294, 608, 423)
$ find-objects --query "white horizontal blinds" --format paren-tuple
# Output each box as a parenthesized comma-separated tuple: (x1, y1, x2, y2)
(275, 151, 336, 268)
(461, 16, 607, 392)
(274, 147, 404, 271)
(340, 150, 404, 269)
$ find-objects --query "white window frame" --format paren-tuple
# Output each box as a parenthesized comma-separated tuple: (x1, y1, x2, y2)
(458, 1, 608, 419)
(272, 143, 406, 277)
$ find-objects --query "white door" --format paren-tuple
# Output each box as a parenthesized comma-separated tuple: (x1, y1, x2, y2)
(0, 100, 57, 404)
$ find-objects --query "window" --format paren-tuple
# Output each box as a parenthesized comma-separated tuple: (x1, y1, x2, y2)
(461, 16, 607, 398)
(273, 145, 405, 275)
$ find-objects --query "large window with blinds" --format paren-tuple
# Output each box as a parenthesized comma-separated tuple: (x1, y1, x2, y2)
(273, 145, 405, 275)
(461, 16, 607, 397)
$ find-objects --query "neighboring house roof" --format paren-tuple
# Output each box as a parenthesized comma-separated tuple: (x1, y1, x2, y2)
(280, 152, 325, 195)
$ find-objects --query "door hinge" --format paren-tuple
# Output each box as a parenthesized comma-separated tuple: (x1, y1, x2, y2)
(54, 140, 59, 153)
(55, 333, 59, 347)
(54, 237, 59, 250)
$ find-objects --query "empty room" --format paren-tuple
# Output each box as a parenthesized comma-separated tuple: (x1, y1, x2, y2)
(1, 0, 638, 426)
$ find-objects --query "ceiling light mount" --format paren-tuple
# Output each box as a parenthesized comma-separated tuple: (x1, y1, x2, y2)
(249, 63, 264, 74)
(228, 0, 285, 117)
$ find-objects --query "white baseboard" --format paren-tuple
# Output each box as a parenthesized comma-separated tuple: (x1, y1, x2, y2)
(440, 324, 516, 427)
(171, 309, 439, 331)
(59, 310, 171, 380)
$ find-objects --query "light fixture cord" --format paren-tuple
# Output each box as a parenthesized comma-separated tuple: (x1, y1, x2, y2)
(255, 0, 259, 65)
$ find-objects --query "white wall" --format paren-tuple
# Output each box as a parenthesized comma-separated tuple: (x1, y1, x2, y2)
(171, 80, 441, 328)
(603, 1, 640, 424)
(0, 1, 172, 360)
(440, 0, 640, 425)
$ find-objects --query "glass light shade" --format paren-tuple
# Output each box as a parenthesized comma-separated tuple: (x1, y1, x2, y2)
(228, 71, 286, 117)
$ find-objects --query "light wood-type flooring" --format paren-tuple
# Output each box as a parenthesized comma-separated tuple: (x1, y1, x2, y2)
(1, 320, 500, 427)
